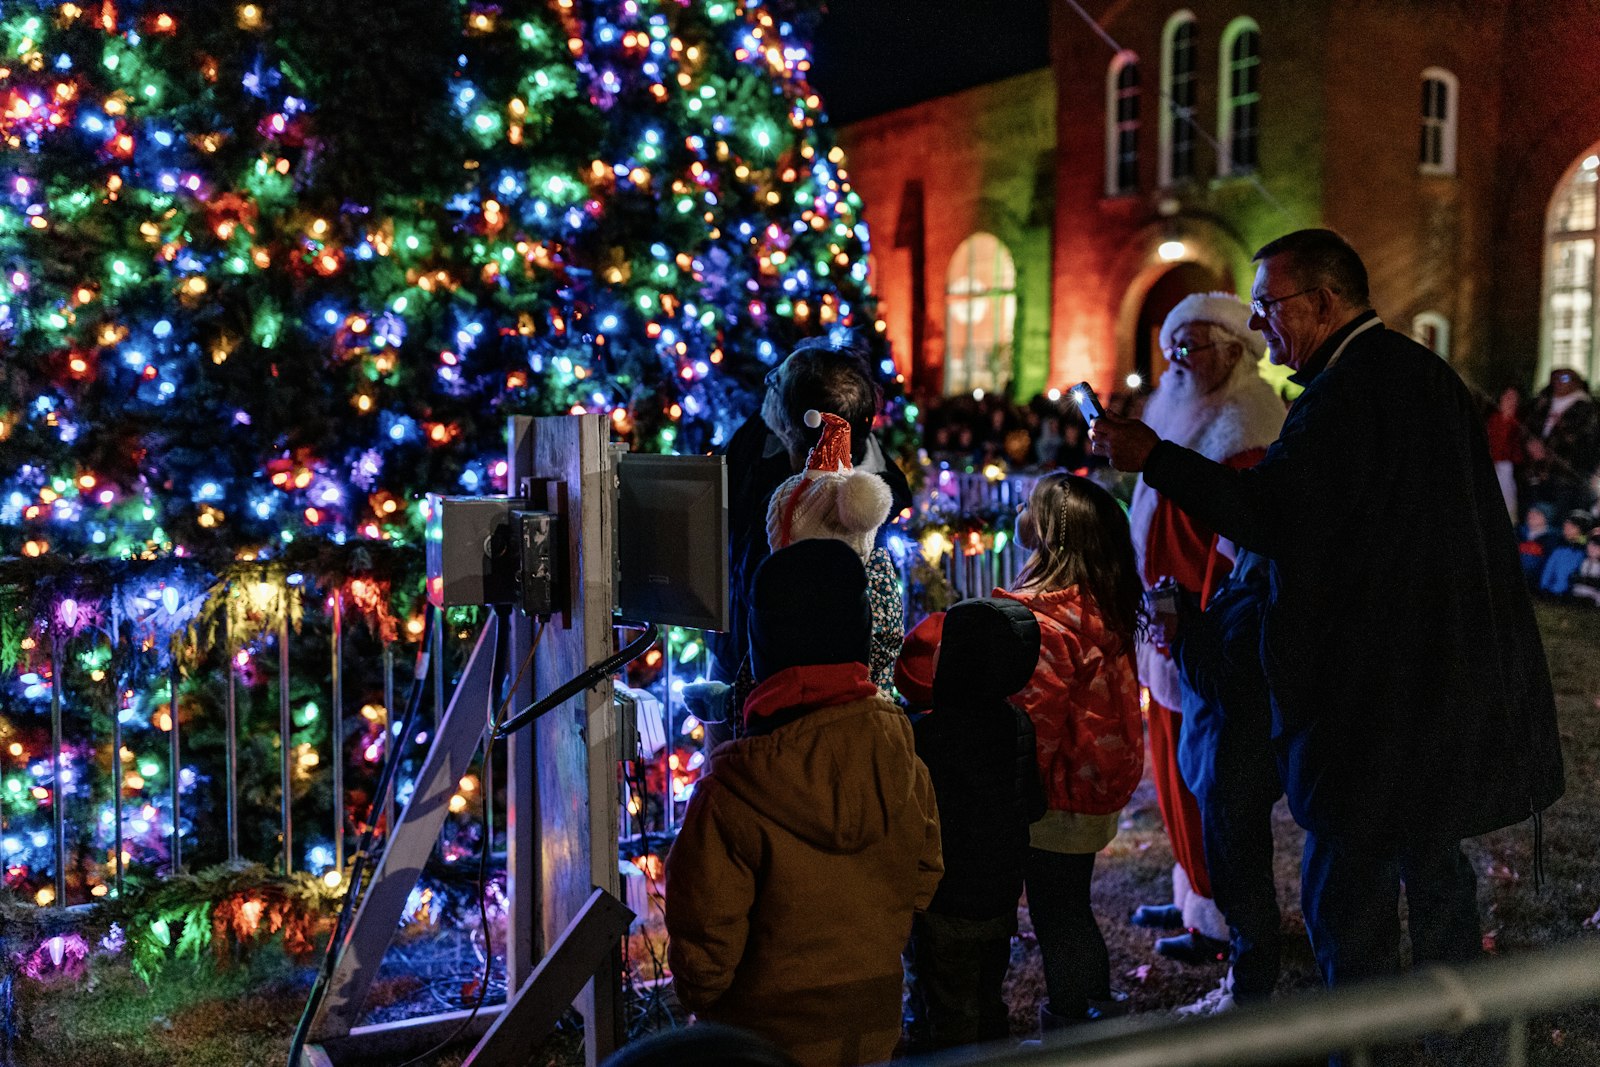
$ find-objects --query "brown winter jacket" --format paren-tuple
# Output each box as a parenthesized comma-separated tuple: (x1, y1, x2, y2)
(665, 695, 943, 1066)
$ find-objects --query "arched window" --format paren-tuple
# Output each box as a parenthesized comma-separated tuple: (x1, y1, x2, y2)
(1218, 17, 1260, 176)
(1105, 51, 1141, 196)
(1542, 151, 1600, 382)
(944, 233, 1017, 396)
(1412, 311, 1451, 359)
(1160, 11, 1198, 186)
(1419, 67, 1458, 175)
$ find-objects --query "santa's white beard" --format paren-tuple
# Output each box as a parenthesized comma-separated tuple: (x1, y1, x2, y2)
(1142, 367, 1223, 450)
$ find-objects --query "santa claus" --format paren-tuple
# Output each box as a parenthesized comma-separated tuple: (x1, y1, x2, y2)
(1127, 292, 1286, 966)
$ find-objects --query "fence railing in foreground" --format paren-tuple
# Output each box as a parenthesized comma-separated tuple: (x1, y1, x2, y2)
(923, 940, 1600, 1067)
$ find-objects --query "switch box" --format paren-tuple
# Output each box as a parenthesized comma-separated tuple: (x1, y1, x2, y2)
(513, 508, 561, 618)
(424, 494, 523, 607)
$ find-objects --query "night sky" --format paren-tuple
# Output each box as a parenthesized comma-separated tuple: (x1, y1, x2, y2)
(809, 0, 1050, 125)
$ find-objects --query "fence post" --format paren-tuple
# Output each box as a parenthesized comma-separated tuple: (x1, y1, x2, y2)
(280, 591, 293, 875)
(111, 624, 124, 895)
(224, 603, 238, 865)
(50, 633, 66, 906)
(381, 643, 396, 838)
(169, 634, 182, 875)
(331, 590, 344, 874)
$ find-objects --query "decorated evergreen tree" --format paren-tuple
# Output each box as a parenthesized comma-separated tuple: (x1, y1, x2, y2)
(0, 0, 893, 900)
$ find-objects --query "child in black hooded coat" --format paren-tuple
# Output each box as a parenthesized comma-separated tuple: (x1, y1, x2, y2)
(903, 597, 1045, 1050)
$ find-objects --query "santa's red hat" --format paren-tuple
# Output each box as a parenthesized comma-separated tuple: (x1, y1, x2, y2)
(801, 409, 852, 475)
(766, 409, 891, 560)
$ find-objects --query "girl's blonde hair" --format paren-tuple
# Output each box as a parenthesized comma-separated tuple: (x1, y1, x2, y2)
(1013, 471, 1146, 653)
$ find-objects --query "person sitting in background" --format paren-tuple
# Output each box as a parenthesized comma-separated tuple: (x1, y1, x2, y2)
(1486, 386, 1526, 525)
(903, 598, 1044, 1051)
(1524, 367, 1600, 516)
(665, 539, 941, 1067)
(1540, 511, 1595, 598)
(1519, 504, 1562, 587)
(1570, 535, 1600, 607)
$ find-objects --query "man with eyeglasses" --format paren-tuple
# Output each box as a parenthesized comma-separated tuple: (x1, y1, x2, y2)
(1123, 292, 1285, 996)
(1090, 229, 1563, 1004)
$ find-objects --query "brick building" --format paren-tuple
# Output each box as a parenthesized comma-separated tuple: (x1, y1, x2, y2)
(836, 0, 1600, 400)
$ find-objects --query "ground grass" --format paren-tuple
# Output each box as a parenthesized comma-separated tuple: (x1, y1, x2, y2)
(15, 603, 1600, 1066)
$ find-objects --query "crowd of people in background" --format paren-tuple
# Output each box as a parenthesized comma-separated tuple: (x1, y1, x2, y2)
(1496, 367, 1600, 605)
(650, 229, 1566, 1067)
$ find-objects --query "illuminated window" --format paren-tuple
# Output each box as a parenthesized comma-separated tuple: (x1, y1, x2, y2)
(1543, 151, 1600, 381)
(1412, 311, 1450, 359)
(1218, 18, 1260, 176)
(1106, 51, 1140, 196)
(944, 233, 1017, 396)
(1419, 67, 1457, 175)
(1160, 11, 1198, 185)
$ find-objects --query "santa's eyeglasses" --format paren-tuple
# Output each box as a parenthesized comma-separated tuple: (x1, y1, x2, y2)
(1162, 341, 1221, 361)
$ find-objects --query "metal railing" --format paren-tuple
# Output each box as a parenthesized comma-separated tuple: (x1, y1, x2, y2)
(925, 940, 1600, 1067)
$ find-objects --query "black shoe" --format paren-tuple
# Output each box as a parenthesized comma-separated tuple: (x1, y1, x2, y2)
(1087, 990, 1131, 1019)
(1130, 903, 1184, 929)
(1154, 930, 1231, 965)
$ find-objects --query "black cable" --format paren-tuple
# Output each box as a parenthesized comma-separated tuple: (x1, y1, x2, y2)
(288, 607, 436, 1067)
(495, 621, 658, 737)
(392, 604, 538, 1067)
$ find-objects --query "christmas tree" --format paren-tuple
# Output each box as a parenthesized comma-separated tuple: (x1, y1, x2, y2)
(0, 0, 890, 900)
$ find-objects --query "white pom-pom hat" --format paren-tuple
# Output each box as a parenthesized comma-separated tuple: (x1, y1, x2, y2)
(766, 409, 891, 561)
(1159, 291, 1267, 358)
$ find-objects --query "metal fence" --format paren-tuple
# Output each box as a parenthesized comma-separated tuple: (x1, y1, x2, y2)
(921, 940, 1600, 1067)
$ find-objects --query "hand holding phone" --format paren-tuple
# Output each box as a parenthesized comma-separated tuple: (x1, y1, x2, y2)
(1070, 381, 1105, 423)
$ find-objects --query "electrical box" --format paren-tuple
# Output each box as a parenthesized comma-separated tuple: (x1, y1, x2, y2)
(423, 494, 523, 607)
(513, 509, 560, 618)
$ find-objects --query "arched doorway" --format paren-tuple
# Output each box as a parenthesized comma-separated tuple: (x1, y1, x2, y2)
(1134, 261, 1227, 387)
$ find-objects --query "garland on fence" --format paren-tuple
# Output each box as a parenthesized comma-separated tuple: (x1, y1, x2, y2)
(0, 542, 426, 674)
(0, 862, 339, 986)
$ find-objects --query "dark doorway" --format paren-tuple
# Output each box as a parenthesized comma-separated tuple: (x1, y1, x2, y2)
(1135, 262, 1227, 388)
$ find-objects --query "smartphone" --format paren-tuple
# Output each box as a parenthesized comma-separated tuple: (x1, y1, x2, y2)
(1145, 577, 1181, 617)
(1069, 381, 1105, 423)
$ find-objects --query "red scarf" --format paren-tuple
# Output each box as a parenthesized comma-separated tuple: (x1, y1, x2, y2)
(743, 662, 878, 728)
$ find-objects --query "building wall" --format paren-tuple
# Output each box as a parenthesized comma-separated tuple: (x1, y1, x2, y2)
(838, 1, 1600, 399)
(1489, 3, 1600, 390)
(838, 69, 1056, 398)
(1318, 0, 1506, 385)
(1050, 0, 1331, 393)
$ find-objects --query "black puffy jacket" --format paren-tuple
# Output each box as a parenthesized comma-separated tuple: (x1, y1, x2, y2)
(913, 598, 1045, 920)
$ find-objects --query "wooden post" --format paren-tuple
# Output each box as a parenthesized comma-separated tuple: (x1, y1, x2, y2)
(522, 414, 623, 1067)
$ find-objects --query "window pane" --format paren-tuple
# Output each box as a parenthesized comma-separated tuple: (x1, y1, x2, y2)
(1549, 238, 1596, 370)
(945, 234, 1018, 395)
(1556, 169, 1598, 233)
(1170, 21, 1195, 181)
(1225, 27, 1261, 174)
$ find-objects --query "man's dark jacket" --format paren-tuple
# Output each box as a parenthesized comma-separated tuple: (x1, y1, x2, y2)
(913, 598, 1045, 920)
(1143, 314, 1564, 847)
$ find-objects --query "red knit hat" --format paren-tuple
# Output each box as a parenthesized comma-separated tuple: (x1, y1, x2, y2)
(894, 611, 945, 710)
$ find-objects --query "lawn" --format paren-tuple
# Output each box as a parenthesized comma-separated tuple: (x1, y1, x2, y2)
(15, 603, 1600, 1066)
